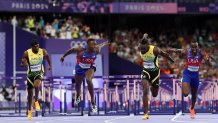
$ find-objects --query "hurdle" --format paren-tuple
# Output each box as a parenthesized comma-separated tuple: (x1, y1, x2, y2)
(181, 78, 218, 114)
(214, 79, 218, 114)
(0, 77, 30, 117)
(88, 76, 130, 116)
(41, 76, 84, 117)
(1, 76, 218, 117)
(87, 75, 180, 116)
(133, 75, 178, 115)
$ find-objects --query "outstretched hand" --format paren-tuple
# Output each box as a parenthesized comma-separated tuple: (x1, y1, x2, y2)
(60, 56, 64, 63)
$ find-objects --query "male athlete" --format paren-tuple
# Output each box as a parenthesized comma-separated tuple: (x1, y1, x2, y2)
(20, 39, 51, 120)
(60, 38, 109, 112)
(139, 33, 174, 119)
(167, 40, 211, 119)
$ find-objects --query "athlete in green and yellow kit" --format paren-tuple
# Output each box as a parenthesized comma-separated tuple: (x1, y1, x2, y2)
(139, 34, 174, 120)
(20, 39, 51, 120)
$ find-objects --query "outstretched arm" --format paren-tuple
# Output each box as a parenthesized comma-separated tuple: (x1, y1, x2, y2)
(43, 49, 52, 71)
(60, 47, 83, 62)
(154, 47, 174, 63)
(20, 51, 28, 68)
(167, 48, 186, 56)
(95, 41, 110, 53)
(201, 51, 212, 66)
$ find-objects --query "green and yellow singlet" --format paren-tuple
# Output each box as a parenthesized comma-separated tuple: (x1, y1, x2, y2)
(27, 48, 44, 77)
(140, 45, 159, 71)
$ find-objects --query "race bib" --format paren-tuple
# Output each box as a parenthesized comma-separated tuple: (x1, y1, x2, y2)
(30, 64, 41, 72)
(187, 65, 199, 72)
(79, 62, 91, 68)
(143, 61, 155, 69)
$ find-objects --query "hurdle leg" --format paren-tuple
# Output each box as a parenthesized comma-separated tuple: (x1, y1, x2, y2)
(14, 85, 18, 114)
(59, 81, 62, 113)
(18, 93, 21, 115)
(104, 81, 107, 114)
(97, 91, 100, 115)
(64, 92, 67, 113)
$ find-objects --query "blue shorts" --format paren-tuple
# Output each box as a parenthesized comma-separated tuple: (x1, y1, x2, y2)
(75, 64, 96, 76)
(181, 68, 199, 88)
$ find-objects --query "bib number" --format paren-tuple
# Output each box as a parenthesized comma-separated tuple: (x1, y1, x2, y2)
(30, 64, 41, 72)
(79, 62, 91, 68)
(187, 65, 199, 72)
(143, 61, 155, 69)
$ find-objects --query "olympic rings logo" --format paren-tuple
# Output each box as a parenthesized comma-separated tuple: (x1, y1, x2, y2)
(70, 41, 87, 48)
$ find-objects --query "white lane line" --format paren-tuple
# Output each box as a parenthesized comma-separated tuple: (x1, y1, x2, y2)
(172, 118, 218, 123)
(171, 111, 182, 122)
(171, 112, 218, 123)
(104, 116, 130, 123)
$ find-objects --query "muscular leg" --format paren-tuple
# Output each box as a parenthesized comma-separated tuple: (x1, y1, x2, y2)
(34, 79, 41, 102)
(182, 72, 196, 118)
(142, 79, 150, 114)
(75, 74, 84, 99)
(150, 70, 160, 97)
(182, 82, 190, 97)
(190, 87, 198, 110)
(27, 88, 33, 110)
(150, 86, 159, 97)
(85, 69, 95, 104)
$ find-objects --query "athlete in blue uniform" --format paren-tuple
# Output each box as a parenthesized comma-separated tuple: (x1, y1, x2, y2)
(168, 40, 211, 119)
(60, 38, 109, 112)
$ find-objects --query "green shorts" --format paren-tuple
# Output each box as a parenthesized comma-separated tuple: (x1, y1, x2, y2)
(141, 68, 160, 88)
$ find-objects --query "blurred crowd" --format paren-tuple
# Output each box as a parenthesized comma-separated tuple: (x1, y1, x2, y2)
(0, 15, 217, 78)
(0, 83, 15, 102)
(0, 15, 104, 39)
(109, 27, 218, 78)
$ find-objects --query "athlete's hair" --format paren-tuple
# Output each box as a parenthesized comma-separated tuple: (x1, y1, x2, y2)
(140, 37, 148, 45)
(87, 38, 95, 44)
(31, 39, 39, 47)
